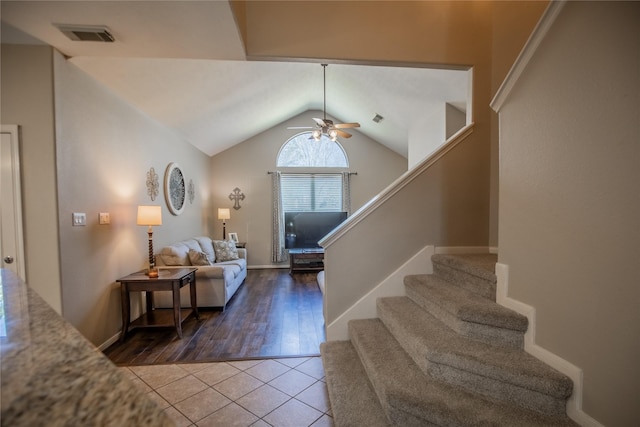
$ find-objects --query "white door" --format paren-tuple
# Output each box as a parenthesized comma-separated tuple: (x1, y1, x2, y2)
(0, 125, 26, 281)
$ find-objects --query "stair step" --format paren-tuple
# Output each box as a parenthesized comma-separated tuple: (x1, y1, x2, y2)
(320, 341, 392, 427)
(432, 254, 497, 300)
(433, 253, 498, 279)
(405, 274, 528, 348)
(377, 296, 573, 416)
(349, 318, 577, 426)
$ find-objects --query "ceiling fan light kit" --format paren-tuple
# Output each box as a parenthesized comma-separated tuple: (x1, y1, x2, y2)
(289, 64, 360, 142)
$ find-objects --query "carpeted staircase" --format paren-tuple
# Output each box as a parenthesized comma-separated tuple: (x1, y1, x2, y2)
(321, 254, 578, 426)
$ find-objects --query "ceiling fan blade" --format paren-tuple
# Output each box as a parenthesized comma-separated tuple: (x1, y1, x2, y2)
(312, 118, 327, 127)
(334, 122, 360, 129)
(335, 129, 352, 139)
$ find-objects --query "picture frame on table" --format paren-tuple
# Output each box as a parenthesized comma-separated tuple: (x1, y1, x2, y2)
(228, 232, 239, 243)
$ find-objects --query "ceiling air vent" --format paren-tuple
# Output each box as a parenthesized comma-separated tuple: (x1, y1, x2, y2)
(56, 24, 114, 42)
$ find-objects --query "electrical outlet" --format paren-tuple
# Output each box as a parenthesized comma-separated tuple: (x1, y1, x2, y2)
(99, 212, 110, 225)
(72, 212, 87, 226)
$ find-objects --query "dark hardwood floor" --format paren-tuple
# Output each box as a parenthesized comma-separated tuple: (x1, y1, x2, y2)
(103, 269, 325, 366)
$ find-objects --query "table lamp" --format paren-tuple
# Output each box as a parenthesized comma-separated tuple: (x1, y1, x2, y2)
(137, 205, 162, 278)
(218, 208, 230, 239)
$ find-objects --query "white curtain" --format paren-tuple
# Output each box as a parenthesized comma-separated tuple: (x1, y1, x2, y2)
(342, 172, 352, 215)
(271, 172, 288, 263)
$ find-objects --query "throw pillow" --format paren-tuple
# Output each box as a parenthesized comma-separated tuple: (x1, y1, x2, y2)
(194, 236, 216, 262)
(188, 249, 213, 266)
(159, 243, 190, 266)
(212, 240, 239, 262)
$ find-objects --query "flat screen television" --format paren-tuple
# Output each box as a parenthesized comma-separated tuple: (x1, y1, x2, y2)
(285, 211, 348, 249)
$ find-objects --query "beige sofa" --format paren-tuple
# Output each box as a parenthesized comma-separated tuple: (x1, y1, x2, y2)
(153, 236, 247, 310)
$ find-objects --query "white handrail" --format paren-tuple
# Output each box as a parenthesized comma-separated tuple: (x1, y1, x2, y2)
(491, 0, 567, 112)
(320, 123, 475, 248)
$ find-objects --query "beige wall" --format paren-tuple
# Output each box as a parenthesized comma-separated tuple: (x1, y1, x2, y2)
(325, 127, 487, 323)
(0, 1, 550, 351)
(407, 104, 447, 169)
(1, 45, 62, 313)
(445, 103, 466, 139)
(210, 110, 407, 267)
(1, 43, 400, 344)
(53, 51, 212, 346)
(491, 1, 550, 94)
(489, 1, 549, 248)
(239, 0, 547, 251)
(236, 0, 549, 333)
(498, 2, 640, 425)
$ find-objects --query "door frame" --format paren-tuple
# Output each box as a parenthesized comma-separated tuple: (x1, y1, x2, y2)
(1, 124, 26, 280)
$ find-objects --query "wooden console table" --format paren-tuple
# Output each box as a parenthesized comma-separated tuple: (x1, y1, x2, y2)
(118, 268, 198, 341)
(289, 248, 324, 274)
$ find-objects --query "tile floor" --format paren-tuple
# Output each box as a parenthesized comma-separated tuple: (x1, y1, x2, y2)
(119, 356, 333, 427)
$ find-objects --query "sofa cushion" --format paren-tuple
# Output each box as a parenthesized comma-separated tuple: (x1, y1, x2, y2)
(220, 263, 242, 278)
(194, 265, 225, 279)
(182, 239, 202, 253)
(215, 258, 246, 271)
(212, 240, 239, 262)
(215, 258, 246, 279)
(188, 249, 213, 266)
(159, 242, 191, 266)
(194, 236, 216, 262)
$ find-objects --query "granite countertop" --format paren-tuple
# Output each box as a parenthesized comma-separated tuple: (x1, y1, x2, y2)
(0, 269, 173, 426)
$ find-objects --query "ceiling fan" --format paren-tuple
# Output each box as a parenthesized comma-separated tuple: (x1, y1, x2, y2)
(288, 64, 360, 141)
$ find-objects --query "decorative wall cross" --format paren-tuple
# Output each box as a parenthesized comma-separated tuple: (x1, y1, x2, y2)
(229, 187, 245, 210)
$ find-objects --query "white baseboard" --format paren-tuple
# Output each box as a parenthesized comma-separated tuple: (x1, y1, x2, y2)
(326, 245, 435, 341)
(495, 263, 604, 427)
(247, 264, 288, 270)
(98, 332, 121, 352)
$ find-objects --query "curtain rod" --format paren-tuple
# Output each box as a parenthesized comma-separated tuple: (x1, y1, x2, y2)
(267, 171, 357, 175)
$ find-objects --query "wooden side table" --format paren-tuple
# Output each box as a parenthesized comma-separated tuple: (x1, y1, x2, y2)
(117, 268, 198, 341)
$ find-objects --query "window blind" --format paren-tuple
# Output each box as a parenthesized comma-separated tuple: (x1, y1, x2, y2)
(281, 174, 343, 212)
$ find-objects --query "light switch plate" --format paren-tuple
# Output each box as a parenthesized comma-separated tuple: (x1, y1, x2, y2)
(72, 212, 87, 226)
(99, 212, 110, 225)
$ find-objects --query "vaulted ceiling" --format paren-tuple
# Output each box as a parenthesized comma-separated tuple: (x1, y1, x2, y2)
(1, 1, 469, 157)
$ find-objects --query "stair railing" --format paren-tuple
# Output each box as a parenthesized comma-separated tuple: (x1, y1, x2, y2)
(319, 123, 480, 339)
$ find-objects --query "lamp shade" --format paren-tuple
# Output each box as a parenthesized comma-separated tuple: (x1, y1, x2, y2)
(137, 205, 162, 226)
(218, 208, 231, 221)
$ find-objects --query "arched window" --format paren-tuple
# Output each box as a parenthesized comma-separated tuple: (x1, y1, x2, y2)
(277, 132, 349, 167)
(271, 132, 352, 262)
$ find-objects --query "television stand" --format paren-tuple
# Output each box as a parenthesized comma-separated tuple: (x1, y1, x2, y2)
(289, 248, 324, 274)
